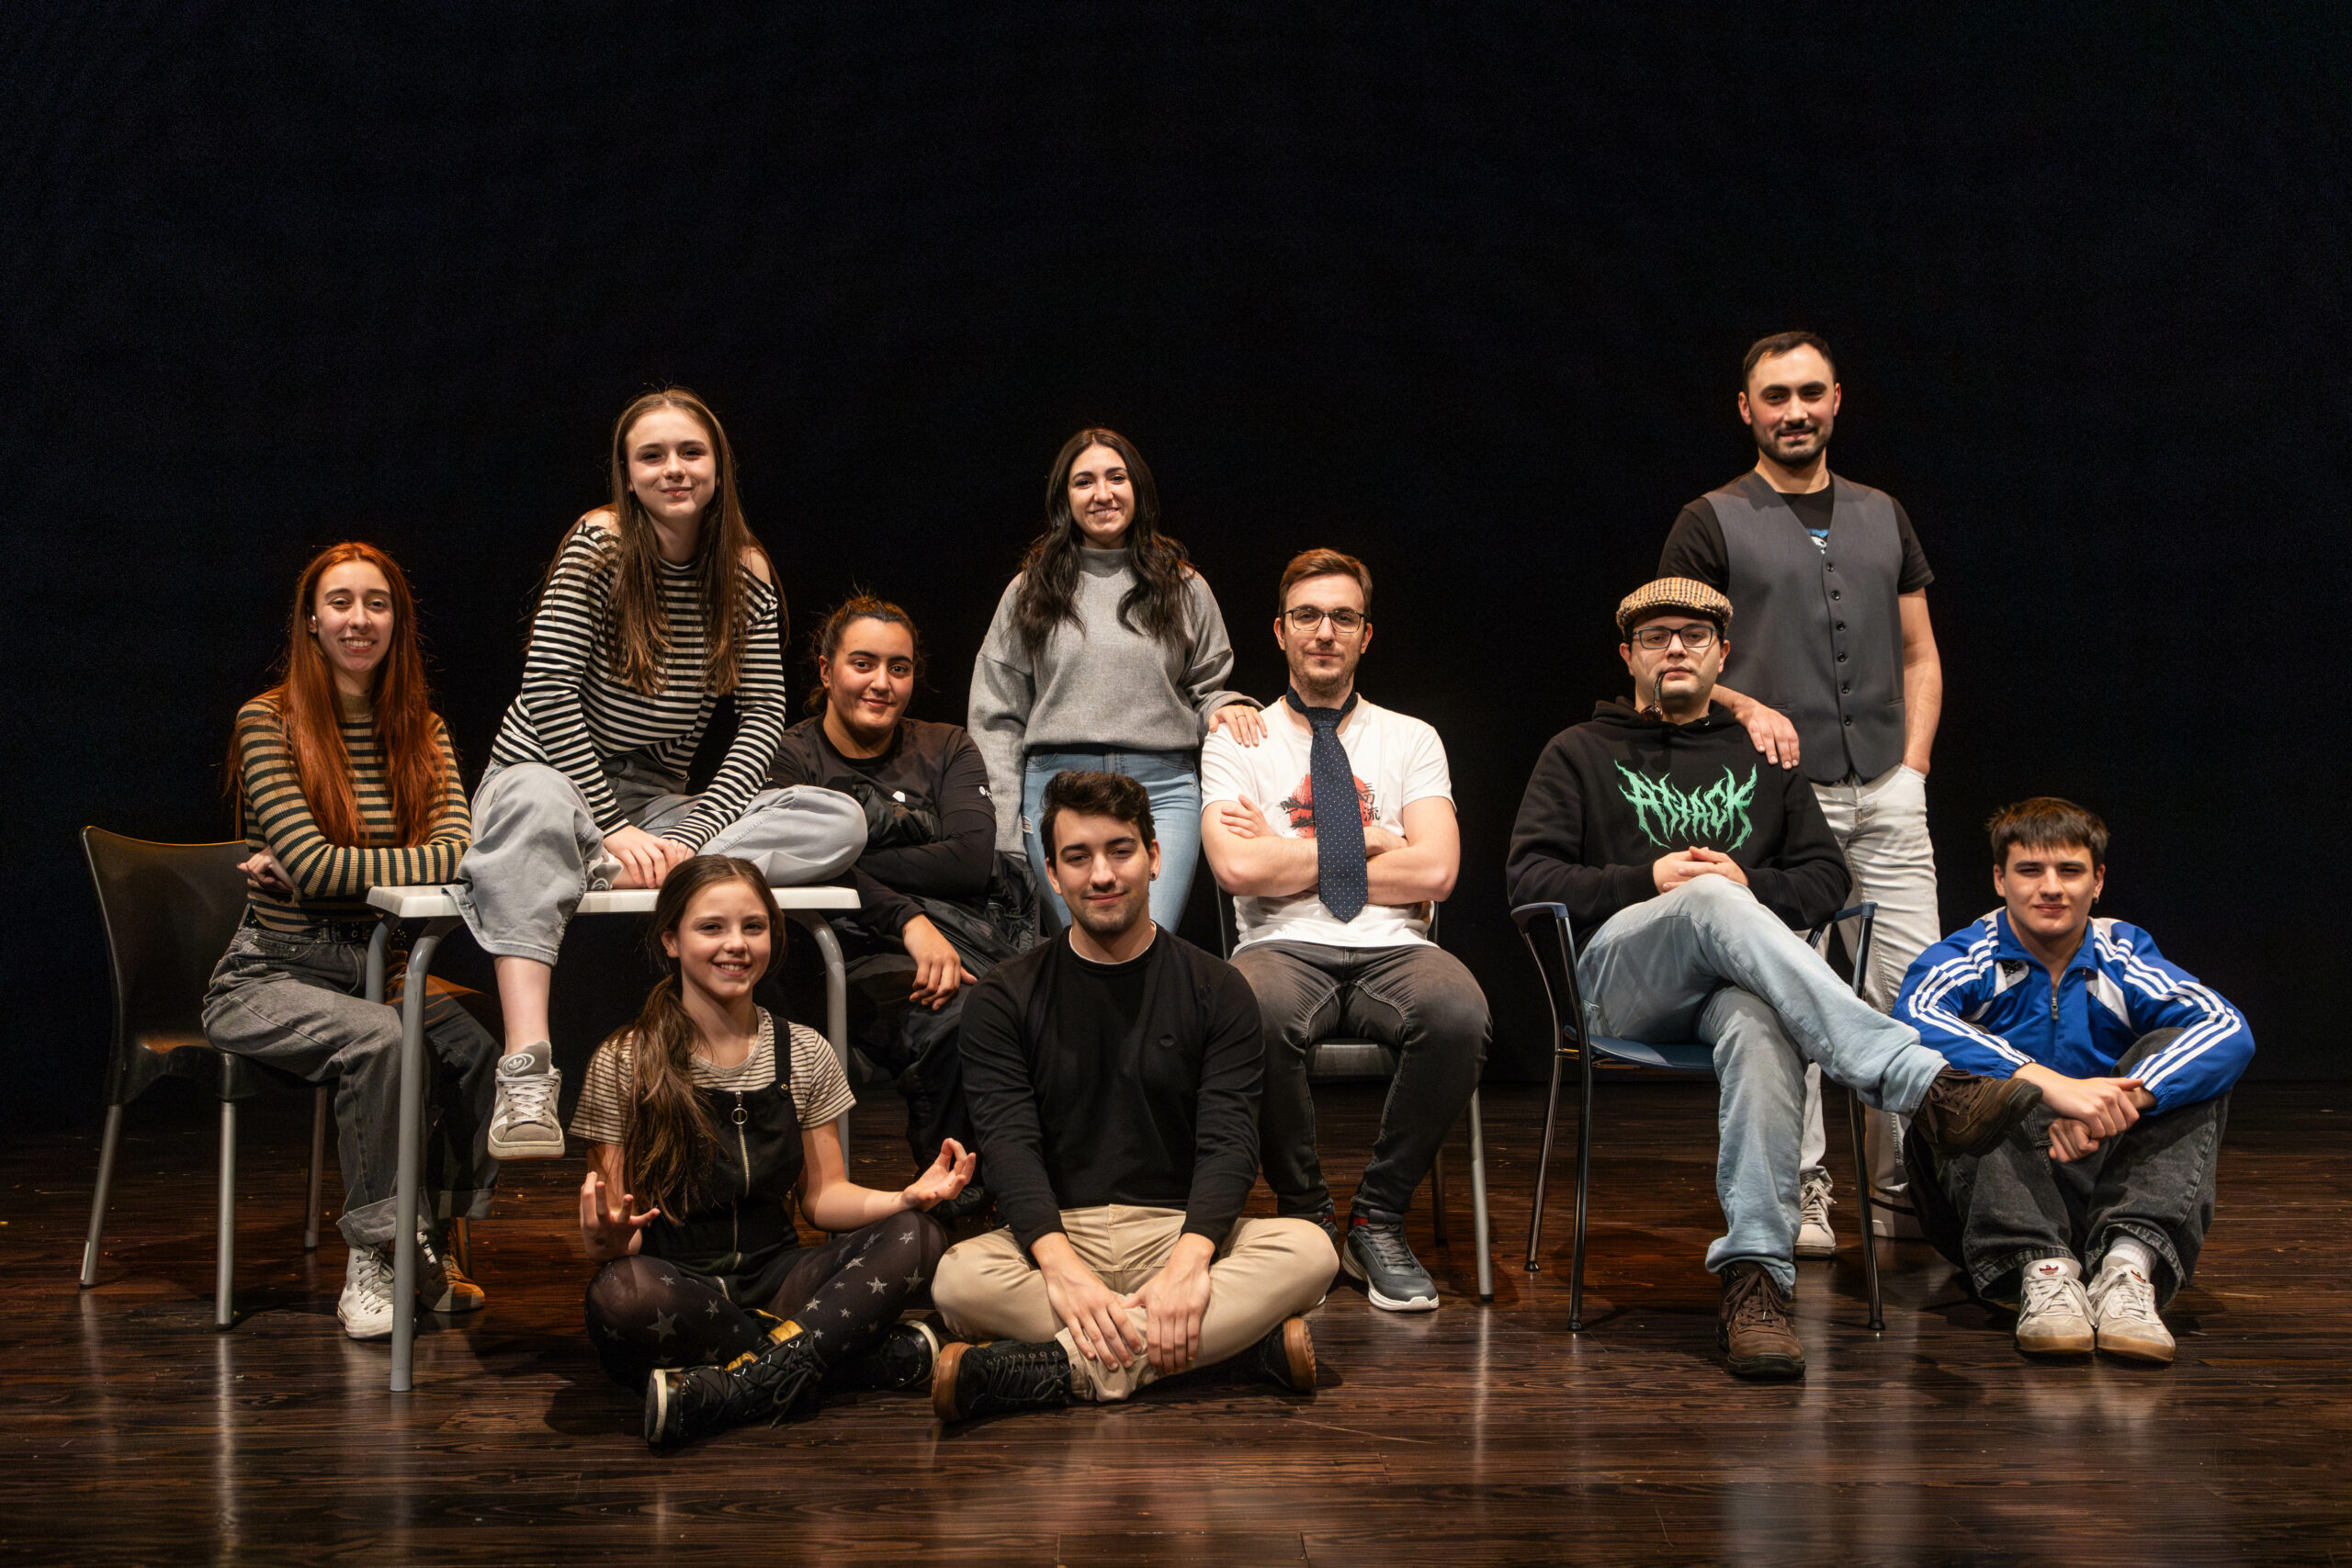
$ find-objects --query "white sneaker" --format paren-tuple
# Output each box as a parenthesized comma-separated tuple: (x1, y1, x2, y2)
(1795, 1173, 1838, 1258)
(2089, 1256, 2176, 1364)
(488, 1047, 565, 1159)
(339, 1245, 397, 1341)
(2014, 1258, 2094, 1357)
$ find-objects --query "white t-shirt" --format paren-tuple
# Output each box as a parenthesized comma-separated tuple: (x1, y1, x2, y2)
(1199, 694, 1453, 951)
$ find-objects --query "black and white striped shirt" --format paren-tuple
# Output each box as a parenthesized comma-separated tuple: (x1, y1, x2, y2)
(488, 516, 788, 852)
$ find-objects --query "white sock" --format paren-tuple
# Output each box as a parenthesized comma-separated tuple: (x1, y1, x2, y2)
(2024, 1256, 2081, 1282)
(2102, 1237, 2155, 1278)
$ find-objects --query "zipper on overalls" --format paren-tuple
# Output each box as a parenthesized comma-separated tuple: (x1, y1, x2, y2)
(731, 1090, 750, 1261)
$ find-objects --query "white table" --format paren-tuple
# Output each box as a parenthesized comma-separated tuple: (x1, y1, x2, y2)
(364, 883, 860, 1393)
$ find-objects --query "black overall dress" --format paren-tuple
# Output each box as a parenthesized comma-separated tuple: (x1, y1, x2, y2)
(639, 1043, 807, 1306)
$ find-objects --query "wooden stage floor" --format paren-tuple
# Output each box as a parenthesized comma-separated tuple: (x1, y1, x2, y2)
(10, 1077, 2348, 1565)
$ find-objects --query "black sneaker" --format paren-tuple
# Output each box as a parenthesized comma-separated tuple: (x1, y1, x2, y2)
(1342, 1216, 1439, 1313)
(645, 1321, 825, 1449)
(931, 1338, 1075, 1423)
(1238, 1316, 1317, 1393)
(820, 1320, 941, 1395)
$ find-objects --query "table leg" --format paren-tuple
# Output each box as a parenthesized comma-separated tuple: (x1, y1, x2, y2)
(390, 916, 457, 1394)
(787, 912, 853, 1162)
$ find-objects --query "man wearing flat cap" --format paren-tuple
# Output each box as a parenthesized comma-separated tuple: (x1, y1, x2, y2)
(1504, 581, 2041, 1380)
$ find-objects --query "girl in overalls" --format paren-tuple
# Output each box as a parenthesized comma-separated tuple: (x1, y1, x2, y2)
(571, 855, 972, 1448)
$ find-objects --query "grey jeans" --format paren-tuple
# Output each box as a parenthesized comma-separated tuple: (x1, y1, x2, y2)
(1927, 1028, 2225, 1306)
(454, 754, 866, 964)
(201, 923, 501, 1247)
(1229, 940, 1490, 1223)
(1577, 875, 1948, 1292)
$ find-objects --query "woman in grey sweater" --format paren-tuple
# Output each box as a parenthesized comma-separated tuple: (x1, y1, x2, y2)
(968, 428, 1261, 931)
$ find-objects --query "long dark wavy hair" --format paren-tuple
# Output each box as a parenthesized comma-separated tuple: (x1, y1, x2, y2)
(1010, 428, 1194, 661)
(536, 388, 775, 698)
(611, 855, 783, 1217)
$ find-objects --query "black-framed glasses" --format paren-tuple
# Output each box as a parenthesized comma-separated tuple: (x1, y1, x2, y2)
(1283, 605, 1367, 633)
(1629, 622, 1719, 651)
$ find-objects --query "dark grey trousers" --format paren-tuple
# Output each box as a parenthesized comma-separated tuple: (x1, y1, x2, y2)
(1229, 940, 1489, 1224)
(201, 924, 502, 1247)
(1919, 1028, 2226, 1305)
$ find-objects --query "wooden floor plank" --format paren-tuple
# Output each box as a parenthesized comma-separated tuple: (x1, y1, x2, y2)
(9, 1077, 2347, 1565)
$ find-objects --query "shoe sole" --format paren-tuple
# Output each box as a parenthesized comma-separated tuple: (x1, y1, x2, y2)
(486, 1128, 565, 1160)
(2096, 1329, 2176, 1364)
(1339, 1247, 1439, 1313)
(422, 1283, 487, 1314)
(932, 1341, 973, 1422)
(1275, 1318, 1317, 1393)
(1718, 1333, 1805, 1379)
(644, 1369, 673, 1448)
(2016, 1328, 2095, 1357)
(1793, 1233, 1838, 1259)
(339, 1314, 393, 1342)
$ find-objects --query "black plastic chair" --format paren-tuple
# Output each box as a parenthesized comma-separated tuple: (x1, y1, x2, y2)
(1510, 897, 1889, 1331)
(1217, 893, 1494, 1303)
(80, 828, 330, 1328)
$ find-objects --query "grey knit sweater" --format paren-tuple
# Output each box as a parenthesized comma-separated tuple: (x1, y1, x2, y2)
(967, 547, 1255, 850)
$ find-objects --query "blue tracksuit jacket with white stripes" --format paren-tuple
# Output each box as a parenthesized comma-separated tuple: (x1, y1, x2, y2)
(1896, 910, 2252, 1112)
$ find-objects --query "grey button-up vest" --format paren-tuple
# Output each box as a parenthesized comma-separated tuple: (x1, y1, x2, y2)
(1706, 469, 1906, 784)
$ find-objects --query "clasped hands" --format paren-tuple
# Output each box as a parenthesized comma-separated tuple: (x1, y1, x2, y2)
(1652, 845, 1748, 892)
(2020, 1066, 2157, 1163)
(1034, 1231, 1216, 1379)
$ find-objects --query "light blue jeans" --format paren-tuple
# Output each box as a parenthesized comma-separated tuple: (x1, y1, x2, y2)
(1576, 875, 1948, 1292)
(1021, 749, 1202, 932)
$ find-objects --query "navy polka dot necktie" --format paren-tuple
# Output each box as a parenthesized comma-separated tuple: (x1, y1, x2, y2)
(1284, 687, 1367, 922)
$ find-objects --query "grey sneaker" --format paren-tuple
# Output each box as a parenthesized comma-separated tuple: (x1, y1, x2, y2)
(1341, 1217, 1438, 1313)
(1795, 1172, 1838, 1258)
(488, 1044, 564, 1159)
(2014, 1258, 2094, 1357)
(2088, 1257, 2175, 1364)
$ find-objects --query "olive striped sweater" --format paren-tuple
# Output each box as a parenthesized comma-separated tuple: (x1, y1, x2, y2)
(486, 518, 788, 851)
(233, 695, 471, 934)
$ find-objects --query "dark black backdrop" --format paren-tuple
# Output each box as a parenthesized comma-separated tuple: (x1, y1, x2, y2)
(8, 4, 2346, 1133)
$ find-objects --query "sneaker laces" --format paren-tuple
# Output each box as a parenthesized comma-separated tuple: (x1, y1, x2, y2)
(1800, 1174, 1835, 1224)
(2092, 1263, 2160, 1325)
(498, 1066, 559, 1125)
(347, 1246, 396, 1312)
(1351, 1221, 1421, 1274)
(2021, 1266, 2087, 1322)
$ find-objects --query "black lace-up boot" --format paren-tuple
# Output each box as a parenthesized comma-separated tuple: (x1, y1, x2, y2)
(644, 1319, 825, 1449)
(931, 1338, 1075, 1423)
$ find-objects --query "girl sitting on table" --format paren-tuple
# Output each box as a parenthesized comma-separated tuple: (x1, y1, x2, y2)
(571, 854, 973, 1449)
(457, 387, 865, 1162)
(202, 542, 502, 1341)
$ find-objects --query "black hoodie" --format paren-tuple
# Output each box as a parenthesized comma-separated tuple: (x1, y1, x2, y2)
(1505, 699, 1850, 938)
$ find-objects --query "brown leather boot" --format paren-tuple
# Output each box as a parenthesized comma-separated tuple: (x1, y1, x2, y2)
(1718, 1262, 1805, 1380)
(1911, 1067, 2044, 1159)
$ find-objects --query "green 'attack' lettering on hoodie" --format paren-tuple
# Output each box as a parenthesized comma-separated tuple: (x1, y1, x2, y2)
(1614, 762, 1757, 850)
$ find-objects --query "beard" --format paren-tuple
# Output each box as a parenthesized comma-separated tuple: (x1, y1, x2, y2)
(1755, 420, 1830, 468)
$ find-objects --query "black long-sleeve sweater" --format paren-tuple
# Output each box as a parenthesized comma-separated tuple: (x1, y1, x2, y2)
(1505, 699, 1851, 937)
(768, 716, 994, 938)
(957, 931, 1262, 1256)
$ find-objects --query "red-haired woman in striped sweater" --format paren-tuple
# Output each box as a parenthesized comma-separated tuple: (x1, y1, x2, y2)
(202, 542, 503, 1342)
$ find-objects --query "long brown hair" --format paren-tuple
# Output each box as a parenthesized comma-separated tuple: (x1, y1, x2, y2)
(1010, 428, 1194, 661)
(229, 542, 448, 846)
(542, 388, 775, 697)
(615, 855, 783, 1216)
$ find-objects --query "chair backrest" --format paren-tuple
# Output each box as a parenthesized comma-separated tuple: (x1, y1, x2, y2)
(1216, 886, 1440, 1082)
(83, 828, 252, 1100)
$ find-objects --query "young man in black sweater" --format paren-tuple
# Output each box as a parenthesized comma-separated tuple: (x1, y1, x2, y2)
(931, 770, 1337, 1420)
(1503, 580, 2041, 1380)
(769, 598, 1019, 1216)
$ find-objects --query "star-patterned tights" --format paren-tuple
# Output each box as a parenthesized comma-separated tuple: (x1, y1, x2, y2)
(584, 1212, 947, 1391)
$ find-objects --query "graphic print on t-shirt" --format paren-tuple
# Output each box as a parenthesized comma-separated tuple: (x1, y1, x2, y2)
(1616, 762, 1756, 850)
(1278, 770, 1375, 838)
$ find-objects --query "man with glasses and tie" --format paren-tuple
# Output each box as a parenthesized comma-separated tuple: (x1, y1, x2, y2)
(1659, 331, 1947, 1254)
(1200, 548, 1488, 1313)
(1504, 581, 2039, 1378)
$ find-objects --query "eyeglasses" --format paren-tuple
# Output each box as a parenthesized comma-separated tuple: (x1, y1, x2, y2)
(1628, 622, 1720, 651)
(1283, 605, 1367, 633)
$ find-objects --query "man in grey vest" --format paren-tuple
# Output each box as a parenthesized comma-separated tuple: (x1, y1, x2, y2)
(1658, 331, 1944, 1253)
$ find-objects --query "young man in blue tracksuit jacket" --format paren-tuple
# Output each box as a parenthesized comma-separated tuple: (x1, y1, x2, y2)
(1897, 797, 2252, 1365)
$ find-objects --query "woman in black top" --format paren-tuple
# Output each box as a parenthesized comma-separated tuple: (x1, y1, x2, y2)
(573, 855, 973, 1449)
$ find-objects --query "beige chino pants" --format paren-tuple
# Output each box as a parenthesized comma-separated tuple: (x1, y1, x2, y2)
(932, 1207, 1336, 1401)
